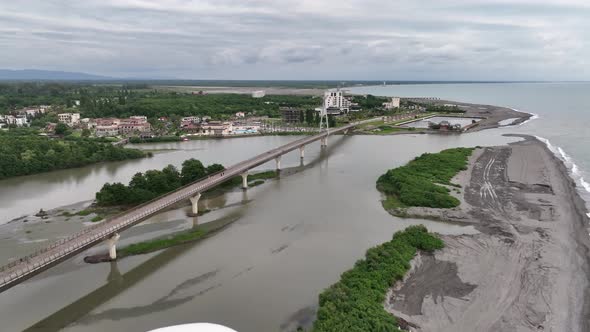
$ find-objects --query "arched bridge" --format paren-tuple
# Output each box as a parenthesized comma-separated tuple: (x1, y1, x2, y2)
(0, 118, 379, 293)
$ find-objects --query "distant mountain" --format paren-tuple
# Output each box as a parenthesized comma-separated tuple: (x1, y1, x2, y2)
(0, 69, 114, 81)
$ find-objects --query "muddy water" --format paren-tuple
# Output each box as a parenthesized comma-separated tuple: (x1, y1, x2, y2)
(0, 131, 518, 332)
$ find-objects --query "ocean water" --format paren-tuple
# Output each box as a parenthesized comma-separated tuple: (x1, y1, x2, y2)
(350, 83, 590, 215)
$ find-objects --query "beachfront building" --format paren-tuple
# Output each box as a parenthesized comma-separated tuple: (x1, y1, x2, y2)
(280, 107, 302, 123)
(58, 113, 81, 126)
(252, 90, 265, 98)
(383, 97, 401, 110)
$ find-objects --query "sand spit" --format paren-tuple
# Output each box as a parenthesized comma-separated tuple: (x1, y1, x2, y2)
(385, 135, 590, 332)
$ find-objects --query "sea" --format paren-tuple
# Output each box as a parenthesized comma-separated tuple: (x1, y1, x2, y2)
(350, 82, 590, 217)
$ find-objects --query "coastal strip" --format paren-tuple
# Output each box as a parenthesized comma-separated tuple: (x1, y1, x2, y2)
(383, 135, 590, 332)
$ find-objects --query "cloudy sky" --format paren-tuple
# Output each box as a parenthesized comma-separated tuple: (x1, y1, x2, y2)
(0, 0, 589, 80)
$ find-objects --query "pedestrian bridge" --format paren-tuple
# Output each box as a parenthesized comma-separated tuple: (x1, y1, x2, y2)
(0, 118, 379, 293)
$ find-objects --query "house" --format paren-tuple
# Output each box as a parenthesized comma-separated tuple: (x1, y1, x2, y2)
(58, 113, 81, 126)
(235, 112, 245, 118)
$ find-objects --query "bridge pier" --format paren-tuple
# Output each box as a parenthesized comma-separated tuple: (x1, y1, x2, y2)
(299, 146, 305, 160)
(321, 136, 328, 147)
(189, 193, 201, 215)
(107, 233, 120, 260)
(275, 156, 282, 171)
(241, 171, 249, 189)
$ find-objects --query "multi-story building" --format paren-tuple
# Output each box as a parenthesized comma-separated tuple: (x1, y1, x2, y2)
(118, 118, 151, 135)
(280, 107, 302, 123)
(57, 113, 81, 126)
(383, 97, 401, 110)
(95, 125, 119, 137)
(324, 89, 352, 113)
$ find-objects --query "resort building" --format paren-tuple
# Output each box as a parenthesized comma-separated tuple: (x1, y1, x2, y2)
(324, 89, 352, 113)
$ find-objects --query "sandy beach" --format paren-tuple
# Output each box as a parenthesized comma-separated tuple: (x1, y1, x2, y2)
(385, 135, 590, 331)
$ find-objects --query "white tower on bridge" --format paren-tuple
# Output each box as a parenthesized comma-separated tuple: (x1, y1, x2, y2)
(319, 92, 329, 132)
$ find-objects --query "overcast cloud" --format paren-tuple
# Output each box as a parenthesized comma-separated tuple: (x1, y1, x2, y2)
(0, 0, 588, 80)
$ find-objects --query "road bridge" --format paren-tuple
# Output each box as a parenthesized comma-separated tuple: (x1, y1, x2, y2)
(0, 117, 379, 293)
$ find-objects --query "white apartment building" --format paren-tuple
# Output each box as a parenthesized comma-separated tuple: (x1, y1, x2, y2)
(324, 90, 352, 113)
(58, 113, 81, 126)
(129, 115, 148, 121)
(383, 97, 401, 110)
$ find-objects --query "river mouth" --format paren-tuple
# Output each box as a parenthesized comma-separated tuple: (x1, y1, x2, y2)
(0, 132, 520, 332)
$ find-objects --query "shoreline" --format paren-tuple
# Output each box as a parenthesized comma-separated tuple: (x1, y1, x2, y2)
(384, 135, 590, 331)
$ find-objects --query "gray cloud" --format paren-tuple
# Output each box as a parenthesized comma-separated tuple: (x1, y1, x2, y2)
(0, 0, 589, 80)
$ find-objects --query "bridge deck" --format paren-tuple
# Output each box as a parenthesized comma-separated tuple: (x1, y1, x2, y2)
(0, 118, 378, 292)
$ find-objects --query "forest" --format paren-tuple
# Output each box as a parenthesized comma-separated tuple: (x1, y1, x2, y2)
(0, 130, 147, 179)
(376, 147, 474, 208)
(312, 225, 444, 332)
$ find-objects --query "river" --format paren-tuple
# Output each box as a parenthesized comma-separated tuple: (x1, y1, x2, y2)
(0, 129, 517, 331)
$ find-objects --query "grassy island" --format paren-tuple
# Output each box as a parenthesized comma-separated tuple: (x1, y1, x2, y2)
(377, 147, 473, 209)
(312, 225, 444, 332)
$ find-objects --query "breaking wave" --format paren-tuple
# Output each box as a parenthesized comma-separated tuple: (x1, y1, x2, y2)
(534, 136, 590, 217)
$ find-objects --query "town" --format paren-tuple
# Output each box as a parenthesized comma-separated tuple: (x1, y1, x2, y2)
(0, 88, 431, 141)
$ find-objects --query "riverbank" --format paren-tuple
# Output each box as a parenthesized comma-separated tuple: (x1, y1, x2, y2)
(384, 135, 590, 331)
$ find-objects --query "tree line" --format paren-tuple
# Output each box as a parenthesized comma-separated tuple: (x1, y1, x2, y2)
(96, 159, 225, 206)
(376, 147, 474, 208)
(0, 131, 147, 180)
(312, 225, 444, 332)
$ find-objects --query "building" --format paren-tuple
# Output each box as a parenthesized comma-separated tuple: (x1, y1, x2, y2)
(252, 90, 265, 98)
(1, 115, 29, 127)
(382, 97, 401, 110)
(129, 115, 148, 121)
(118, 118, 151, 135)
(235, 112, 245, 118)
(95, 125, 119, 137)
(57, 113, 81, 126)
(280, 107, 302, 123)
(324, 89, 352, 113)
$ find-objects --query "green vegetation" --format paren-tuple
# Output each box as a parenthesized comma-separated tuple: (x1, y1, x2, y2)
(0, 130, 147, 179)
(91, 216, 103, 222)
(377, 148, 473, 208)
(120, 228, 207, 256)
(312, 225, 444, 332)
(96, 158, 277, 206)
(118, 213, 239, 257)
(96, 158, 223, 206)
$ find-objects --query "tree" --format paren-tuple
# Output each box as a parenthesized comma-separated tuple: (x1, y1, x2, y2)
(81, 128, 91, 137)
(54, 122, 69, 135)
(299, 110, 304, 123)
(206, 163, 225, 175)
(181, 158, 206, 185)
